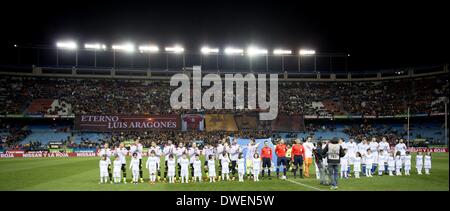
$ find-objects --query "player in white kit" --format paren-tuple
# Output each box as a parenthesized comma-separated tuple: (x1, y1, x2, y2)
(353, 152, 362, 178)
(365, 149, 374, 177)
(379, 137, 390, 172)
(416, 152, 423, 175)
(369, 138, 379, 174)
(203, 143, 215, 178)
(358, 139, 369, 174)
(192, 155, 202, 182)
(377, 149, 386, 176)
(252, 153, 261, 182)
(346, 139, 357, 176)
(149, 141, 162, 181)
(245, 139, 259, 178)
(207, 155, 216, 182)
(424, 152, 432, 175)
(146, 150, 160, 184)
(129, 140, 144, 183)
(99, 143, 112, 183)
(114, 143, 128, 183)
(179, 153, 190, 183)
(221, 152, 231, 181)
(404, 151, 412, 175)
(237, 153, 245, 182)
(129, 153, 140, 184)
(113, 156, 122, 184)
(187, 142, 200, 179)
(387, 152, 396, 176)
(163, 140, 175, 181)
(228, 140, 241, 180)
(340, 149, 349, 179)
(394, 139, 407, 165)
(174, 143, 186, 180)
(167, 154, 176, 183)
(395, 151, 402, 176)
(99, 155, 109, 184)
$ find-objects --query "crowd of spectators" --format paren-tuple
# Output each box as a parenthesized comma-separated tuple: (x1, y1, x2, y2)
(0, 74, 447, 116)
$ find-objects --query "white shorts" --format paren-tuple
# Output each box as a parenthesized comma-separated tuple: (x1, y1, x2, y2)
(148, 168, 157, 175)
(353, 164, 361, 172)
(113, 171, 121, 178)
(194, 170, 202, 177)
(100, 171, 108, 177)
(222, 167, 230, 174)
(253, 169, 260, 175)
(181, 169, 189, 177)
(209, 170, 216, 177)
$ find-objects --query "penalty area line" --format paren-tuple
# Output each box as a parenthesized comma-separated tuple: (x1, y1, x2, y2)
(286, 179, 324, 191)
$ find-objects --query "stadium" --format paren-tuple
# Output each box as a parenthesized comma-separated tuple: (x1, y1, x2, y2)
(0, 1, 448, 192)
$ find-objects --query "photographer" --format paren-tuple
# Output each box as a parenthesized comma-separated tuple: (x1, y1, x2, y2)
(313, 142, 327, 185)
(322, 138, 345, 190)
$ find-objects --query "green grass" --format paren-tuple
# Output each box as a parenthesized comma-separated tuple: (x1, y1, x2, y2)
(0, 153, 448, 191)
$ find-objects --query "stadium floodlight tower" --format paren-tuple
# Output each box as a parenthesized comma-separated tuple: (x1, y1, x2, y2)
(84, 43, 107, 68)
(200, 46, 220, 71)
(56, 41, 78, 67)
(298, 49, 316, 72)
(224, 47, 244, 71)
(111, 43, 135, 69)
(273, 49, 292, 71)
(165, 45, 185, 70)
(247, 46, 268, 72)
(139, 45, 159, 70)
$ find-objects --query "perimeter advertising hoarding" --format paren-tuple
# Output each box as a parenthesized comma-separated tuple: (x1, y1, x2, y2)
(75, 115, 180, 132)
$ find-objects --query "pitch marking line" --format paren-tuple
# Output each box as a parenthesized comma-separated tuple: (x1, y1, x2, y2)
(286, 179, 324, 191)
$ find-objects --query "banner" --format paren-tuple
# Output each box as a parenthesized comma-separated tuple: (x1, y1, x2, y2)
(406, 147, 448, 153)
(205, 114, 238, 131)
(0, 152, 97, 158)
(181, 114, 205, 131)
(75, 115, 180, 132)
(234, 114, 258, 130)
(271, 115, 305, 132)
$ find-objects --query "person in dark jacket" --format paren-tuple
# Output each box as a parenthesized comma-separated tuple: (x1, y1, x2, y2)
(313, 141, 328, 185)
(322, 137, 345, 190)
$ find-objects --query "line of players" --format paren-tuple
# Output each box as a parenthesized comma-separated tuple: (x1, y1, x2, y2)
(332, 137, 432, 179)
(98, 138, 300, 184)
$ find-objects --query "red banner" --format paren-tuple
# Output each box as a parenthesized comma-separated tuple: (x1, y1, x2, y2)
(75, 115, 180, 131)
(0, 152, 97, 158)
(407, 147, 448, 153)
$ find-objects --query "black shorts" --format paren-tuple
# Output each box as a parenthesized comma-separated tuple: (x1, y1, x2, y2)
(293, 155, 303, 166)
(277, 157, 287, 166)
(262, 158, 271, 168)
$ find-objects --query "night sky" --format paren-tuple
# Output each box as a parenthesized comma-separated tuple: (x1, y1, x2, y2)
(1, 0, 448, 70)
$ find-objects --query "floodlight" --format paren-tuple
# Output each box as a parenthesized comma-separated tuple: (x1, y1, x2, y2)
(299, 49, 316, 55)
(224, 47, 244, 55)
(165, 45, 184, 53)
(201, 47, 219, 54)
(112, 43, 135, 53)
(56, 41, 78, 50)
(273, 49, 292, 55)
(139, 45, 159, 53)
(84, 43, 107, 50)
(247, 46, 268, 56)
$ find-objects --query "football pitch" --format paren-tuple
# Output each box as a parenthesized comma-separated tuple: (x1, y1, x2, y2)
(0, 153, 448, 191)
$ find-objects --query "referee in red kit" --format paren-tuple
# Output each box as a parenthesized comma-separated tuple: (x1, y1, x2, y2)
(261, 141, 273, 179)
